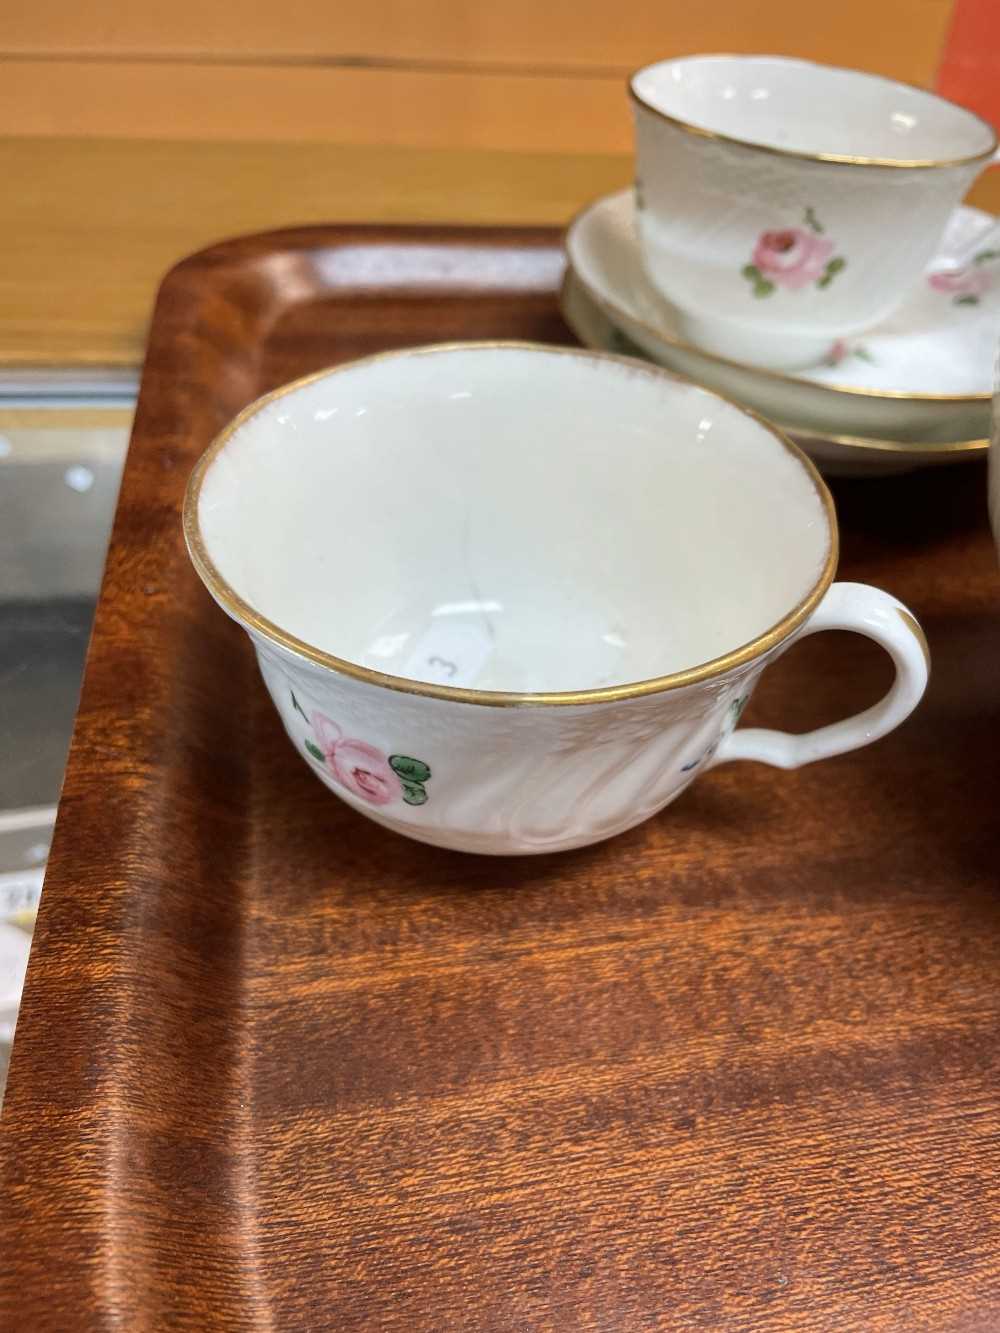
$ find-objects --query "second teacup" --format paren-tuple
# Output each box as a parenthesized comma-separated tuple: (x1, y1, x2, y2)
(631, 54, 997, 370)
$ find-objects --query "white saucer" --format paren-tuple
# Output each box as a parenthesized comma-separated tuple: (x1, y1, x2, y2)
(561, 269, 987, 477)
(564, 189, 996, 444)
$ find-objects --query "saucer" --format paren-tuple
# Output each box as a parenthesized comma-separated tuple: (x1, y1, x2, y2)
(565, 189, 996, 443)
(561, 269, 988, 477)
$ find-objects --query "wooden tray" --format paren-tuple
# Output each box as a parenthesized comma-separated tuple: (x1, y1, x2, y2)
(3, 225, 1000, 1331)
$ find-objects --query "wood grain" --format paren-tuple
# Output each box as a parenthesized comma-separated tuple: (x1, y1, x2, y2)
(2, 0, 954, 74)
(0, 138, 630, 366)
(0, 60, 630, 151)
(0, 0, 957, 148)
(0, 407, 132, 431)
(1, 224, 999, 1331)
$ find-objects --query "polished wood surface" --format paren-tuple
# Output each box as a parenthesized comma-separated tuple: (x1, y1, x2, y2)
(1, 225, 999, 1330)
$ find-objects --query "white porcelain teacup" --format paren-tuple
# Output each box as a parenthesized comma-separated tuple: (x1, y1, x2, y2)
(631, 55, 998, 370)
(185, 342, 929, 855)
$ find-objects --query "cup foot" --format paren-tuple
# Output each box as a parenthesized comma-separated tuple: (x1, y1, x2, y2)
(675, 310, 836, 371)
(337, 790, 686, 856)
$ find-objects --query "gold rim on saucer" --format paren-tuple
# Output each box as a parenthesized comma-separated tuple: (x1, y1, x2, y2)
(629, 55, 999, 171)
(184, 341, 838, 709)
(790, 428, 987, 455)
(561, 209, 993, 406)
(562, 267, 988, 456)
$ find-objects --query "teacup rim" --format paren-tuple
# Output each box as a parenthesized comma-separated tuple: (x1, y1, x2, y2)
(183, 340, 839, 708)
(629, 53, 998, 171)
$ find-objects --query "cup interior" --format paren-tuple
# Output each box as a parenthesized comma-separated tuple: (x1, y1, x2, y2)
(632, 55, 995, 165)
(191, 345, 832, 695)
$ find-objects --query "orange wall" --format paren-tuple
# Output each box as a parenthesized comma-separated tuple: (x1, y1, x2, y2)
(938, 0, 1000, 128)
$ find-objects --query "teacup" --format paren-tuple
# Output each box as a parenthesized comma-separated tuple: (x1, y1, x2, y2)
(631, 54, 998, 370)
(184, 342, 929, 855)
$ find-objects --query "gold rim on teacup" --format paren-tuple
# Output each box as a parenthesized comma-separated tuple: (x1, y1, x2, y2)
(628, 54, 999, 171)
(184, 341, 839, 708)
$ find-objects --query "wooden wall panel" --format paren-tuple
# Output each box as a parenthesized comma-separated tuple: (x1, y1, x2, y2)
(2, 63, 628, 152)
(2, 0, 956, 79)
(1, 0, 959, 151)
(0, 138, 632, 365)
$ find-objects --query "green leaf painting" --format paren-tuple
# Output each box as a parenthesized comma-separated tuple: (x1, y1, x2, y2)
(389, 755, 432, 784)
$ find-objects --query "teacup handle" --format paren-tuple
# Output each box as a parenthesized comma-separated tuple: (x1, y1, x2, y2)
(946, 148, 1000, 267)
(713, 582, 929, 770)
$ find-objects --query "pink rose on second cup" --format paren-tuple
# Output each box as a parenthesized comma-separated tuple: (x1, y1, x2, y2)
(928, 267, 990, 299)
(312, 713, 401, 806)
(753, 228, 835, 290)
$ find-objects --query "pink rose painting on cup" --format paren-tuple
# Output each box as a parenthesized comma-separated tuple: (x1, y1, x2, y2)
(291, 691, 433, 806)
(742, 206, 846, 298)
(927, 248, 998, 306)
